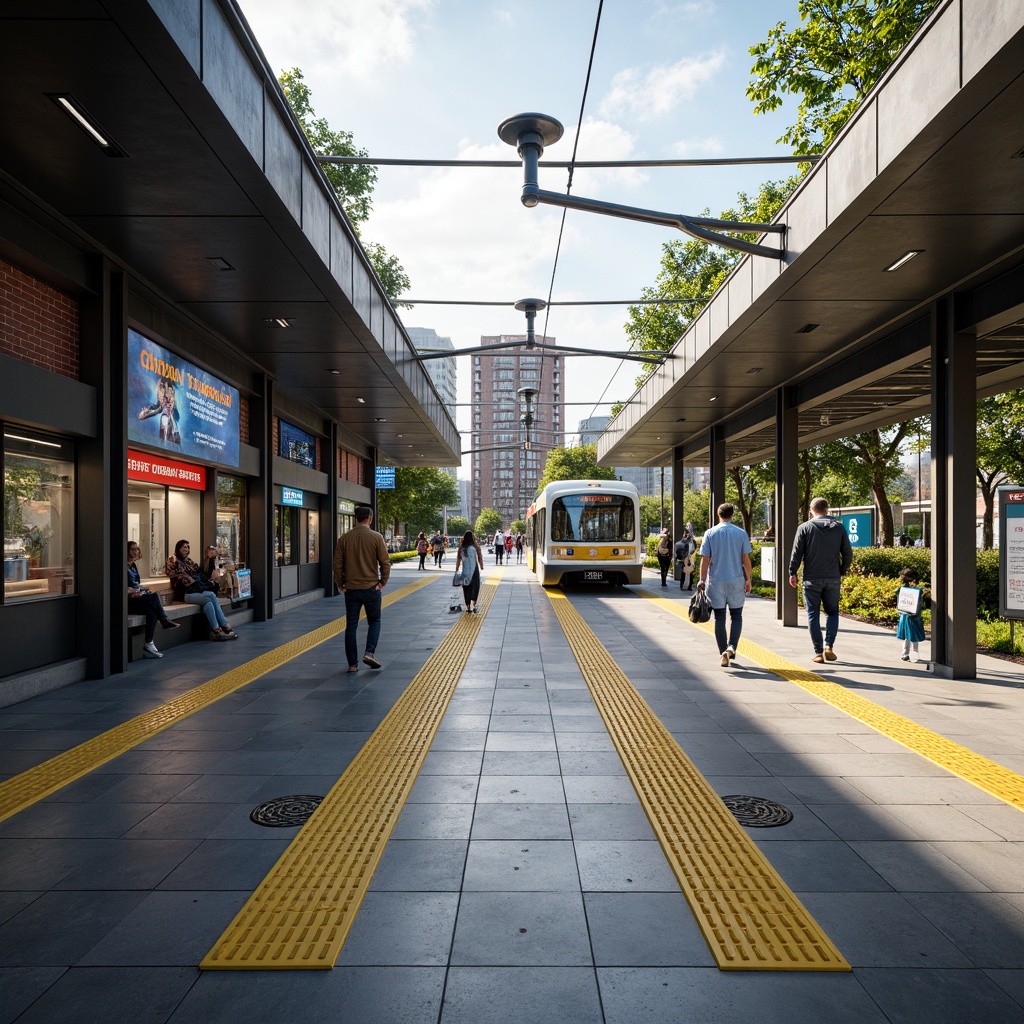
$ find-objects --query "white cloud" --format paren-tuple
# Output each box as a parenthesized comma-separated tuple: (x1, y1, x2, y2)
(670, 136, 725, 156)
(238, 0, 434, 81)
(599, 51, 725, 120)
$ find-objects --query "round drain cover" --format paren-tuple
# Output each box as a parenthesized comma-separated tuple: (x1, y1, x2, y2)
(250, 795, 324, 827)
(722, 795, 793, 828)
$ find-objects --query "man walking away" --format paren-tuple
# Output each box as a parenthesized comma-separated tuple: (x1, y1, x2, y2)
(788, 497, 853, 663)
(493, 528, 505, 565)
(656, 528, 672, 587)
(698, 503, 752, 667)
(333, 505, 390, 673)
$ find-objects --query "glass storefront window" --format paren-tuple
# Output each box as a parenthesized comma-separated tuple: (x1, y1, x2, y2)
(3, 431, 75, 600)
(217, 474, 245, 566)
(275, 505, 298, 565)
(307, 510, 319, 563)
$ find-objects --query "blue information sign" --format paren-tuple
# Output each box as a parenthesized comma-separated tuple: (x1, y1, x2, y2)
(281, 487, 304, 507)
(840, 512, 873, 547)
(375, 466, 396, 490)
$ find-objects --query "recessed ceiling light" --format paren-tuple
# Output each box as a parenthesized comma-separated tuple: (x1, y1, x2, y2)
(262, 317, 293, 328)
(374, 417, 386, 422)
(396, 434, 404, 438)
(675, 417, 686, 423)
(796, 323, 821, 334)
(206, 256, 234, 271)
(709, 395, 718, 402)
(327, 368, 341, 376)
(746, 366, 764, 373)
(883, 250, 923, 272)
(49, 94, 126, 155)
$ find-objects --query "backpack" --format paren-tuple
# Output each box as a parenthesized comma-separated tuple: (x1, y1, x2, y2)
(417, 538, 428, 554)
(657, 535, 671, 556)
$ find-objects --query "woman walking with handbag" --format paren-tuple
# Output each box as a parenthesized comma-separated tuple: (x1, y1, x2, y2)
(454, 530, 485, 614)
(165, 539, 237, 641)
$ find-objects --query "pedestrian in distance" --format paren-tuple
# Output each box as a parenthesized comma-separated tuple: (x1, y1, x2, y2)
(656, 528, 672, 587)
(515, 531, 525, 563)
(504, 532, 513, 563)
(415, 531, 429, 571)
(455, 530, 485, 614)
(333, 505, 390, 673)
(697, 503, 752, 667)
(431, 531, 445, 568)
(788, 497, 853, 663)
(674, 528, 696, 591)
(493, 528, 505, 565)
(896, 566, 930, 662)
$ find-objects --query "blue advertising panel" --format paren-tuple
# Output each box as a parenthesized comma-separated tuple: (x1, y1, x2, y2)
(840, 512, 873, 547)
(128, 329, 240, 467)
(279, 420, 317, 468)
(281, 487, 304, 507)
(375, 466, 396, 490)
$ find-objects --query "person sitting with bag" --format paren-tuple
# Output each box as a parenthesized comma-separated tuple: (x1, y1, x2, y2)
(165, 539, 237, 641)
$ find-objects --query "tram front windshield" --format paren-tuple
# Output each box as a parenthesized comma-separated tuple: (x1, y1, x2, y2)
(550, 493, 635, 543)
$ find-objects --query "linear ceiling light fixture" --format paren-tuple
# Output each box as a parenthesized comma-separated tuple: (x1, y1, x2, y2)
(49, 94, 126, 156)
(884, 250, 923, 272)
(262, 317, 293, 328)
(206, 256, 234, 271)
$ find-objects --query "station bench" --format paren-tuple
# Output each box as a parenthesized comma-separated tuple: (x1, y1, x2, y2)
(127, 578, 244, 660)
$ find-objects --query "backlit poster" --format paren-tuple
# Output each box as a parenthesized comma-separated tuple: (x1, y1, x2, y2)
(128, 328, 240, 468)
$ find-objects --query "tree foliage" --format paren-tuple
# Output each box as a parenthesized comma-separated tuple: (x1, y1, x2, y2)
(376, 466, 458, 541)
(726, 462, 775, 536)
(474, 508, 504, 537)
(536, 444, 616, 493)
(638, 494, 671, 537)
(977, 392, 1024, 548)
(279, 68, 410, 303)
(747, 0, 939, 153)
(446, 515, 471, 539)
(622, 179, 799, 395)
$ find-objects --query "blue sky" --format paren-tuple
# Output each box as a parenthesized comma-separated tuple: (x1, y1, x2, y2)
(237, 0, 804, 469)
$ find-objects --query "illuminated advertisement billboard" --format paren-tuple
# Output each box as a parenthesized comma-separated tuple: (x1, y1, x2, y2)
(127, 328, 240, 468)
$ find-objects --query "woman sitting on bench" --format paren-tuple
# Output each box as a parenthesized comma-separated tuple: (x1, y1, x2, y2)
(127, 541, 179, 658)
(165, 539, 237, 642)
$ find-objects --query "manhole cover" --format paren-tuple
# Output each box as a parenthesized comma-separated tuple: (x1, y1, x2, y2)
(722, 795, 793, 828)
(250, 795, 324, 827)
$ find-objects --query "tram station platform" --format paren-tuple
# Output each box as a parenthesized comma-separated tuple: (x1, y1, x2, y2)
(1, 559, 1023, 1023)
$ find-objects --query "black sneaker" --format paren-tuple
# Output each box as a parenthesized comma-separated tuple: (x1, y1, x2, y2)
(161, 619, 181, 630)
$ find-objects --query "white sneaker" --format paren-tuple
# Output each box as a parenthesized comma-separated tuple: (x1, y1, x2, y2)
(725, 646, 736, 661)
(143, 641, 163, 659)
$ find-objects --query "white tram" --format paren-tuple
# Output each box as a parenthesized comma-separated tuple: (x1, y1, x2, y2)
(525, 479, 644, 587)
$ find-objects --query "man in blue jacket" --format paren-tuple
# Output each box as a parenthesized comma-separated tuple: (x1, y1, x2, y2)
(788, 497, 853, 664)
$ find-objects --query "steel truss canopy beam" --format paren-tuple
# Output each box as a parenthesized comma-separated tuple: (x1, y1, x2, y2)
(317, 155, 819, 169)
(497, 113, 787, 261)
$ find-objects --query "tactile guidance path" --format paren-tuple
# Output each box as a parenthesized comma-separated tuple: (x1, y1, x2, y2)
(546, 589, 849, 972)
(0, 577, 436, 825)
(201, 572, 500, 969)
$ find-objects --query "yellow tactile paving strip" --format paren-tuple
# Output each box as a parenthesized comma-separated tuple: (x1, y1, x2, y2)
(201, 570, 501, 969)
(546, 588, 849, 971)
(0, 576, 437, 825)
(643, 591, 1024, 814)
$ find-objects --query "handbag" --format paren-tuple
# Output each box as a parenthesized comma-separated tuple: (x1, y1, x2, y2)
(688, 586, 712, 623)
(452, 570, 465, 587)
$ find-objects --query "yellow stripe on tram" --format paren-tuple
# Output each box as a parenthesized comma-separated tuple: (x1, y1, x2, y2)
(0, 576, 437, 825)
(546, 588, 849, 972)
(643, 591, 1024, 814)
(201, 569, 503, 969)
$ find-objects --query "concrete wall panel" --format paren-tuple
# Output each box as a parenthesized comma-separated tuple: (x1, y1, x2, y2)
(154, 0, 200, 74)
(727, 260, 752, 327)
(963, 0, 1024, 83)
(827, 101, 878, 222)
(330, 219, 353, 298)
(785, 166, 828, 262)
(301, 164, 330, 267)
(264, 100, 301, 223)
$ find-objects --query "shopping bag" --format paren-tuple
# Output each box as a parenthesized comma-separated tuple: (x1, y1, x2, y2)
(452, 571, 465, 587)
(688, 586, 712, 623)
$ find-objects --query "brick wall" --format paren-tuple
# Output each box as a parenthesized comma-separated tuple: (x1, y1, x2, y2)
(0, 259, 79, 379)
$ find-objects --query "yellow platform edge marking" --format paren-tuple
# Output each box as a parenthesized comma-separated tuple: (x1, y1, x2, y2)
(201, 570, 502, 970)
(0, 576, 437, 825)
(546, 588, 849, 972)
(642, 591, 1024, 814)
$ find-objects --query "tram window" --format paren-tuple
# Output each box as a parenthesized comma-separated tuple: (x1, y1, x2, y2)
(550, 494, 635, 543)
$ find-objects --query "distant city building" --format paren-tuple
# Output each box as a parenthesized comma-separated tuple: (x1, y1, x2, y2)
(407, 327, 457, 409)
(473, 334, 563, 525)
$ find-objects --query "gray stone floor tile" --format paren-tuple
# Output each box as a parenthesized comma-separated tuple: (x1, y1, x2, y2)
(856, 967, 1024, 1023)
(391, 803, 474, 840)
(750, 839, 891, 891)
(167, 774, 268, 804)
(597, 967, 888, 1023)
(568, 804, 657, 841)
(10, 965, 197, 1024)
(451, 892, 591, 966)
(77, 891, 248, 966)
(407, 774, 479, 803)
(462, 841, 579, 891)
(476, 776, 565, 804)
(94, 776, 197, 805)
(554, 733, 615, 751)
(0, 966, 66, 1024)
(984, 968, 1024, 1008)
(802, 892, 973, 967)
(170, 966, 446, 1024)
(482, 751, 560, 775)
(927, 842, 1024, 891)
(557, 751, 625, 775)
(848, 840, 989, 892)
(156, 838, 291, 890)
(805, 802, 930, 841)
(903, 892, 1024, 968)
(0, 892, 41, 928)
(0, 890, 146, 966)
(54, 840, 201, 891)
(437, 714, 491, 732)
(575, 840, 679, 892)
(470, 804, 572, 840)
(957, 804, 1024, 841)
(487, 716, 554, 734)
(879, 803, 1006, 841)
(121, 802, 240, 841)
(483, 733, 557, 752)
(561, 776, 638, 804)
(441, 967, 602, 1024)
(369, 839, 467, 891)
(420, 749, 484, 775)
(429, 731, 488, 751)
(0, 838, 114, 890)
(584, 892, 715, 966)
(335, 892, 459, 966)
(17, 802, 161, 840)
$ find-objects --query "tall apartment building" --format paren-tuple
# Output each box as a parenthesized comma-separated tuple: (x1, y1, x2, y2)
(407, 327, 457, 409)
(579, 415, 678, 497)
(472, 335, 563, 526)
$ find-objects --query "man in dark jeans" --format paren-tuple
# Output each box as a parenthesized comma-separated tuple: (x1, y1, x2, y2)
(788, 497, 853, 664)
(333, 505, 391, 673)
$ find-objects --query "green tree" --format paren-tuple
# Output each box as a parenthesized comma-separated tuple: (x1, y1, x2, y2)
(747, 0, 939, 153)
(638, 494, 671, 537)
(510, 519, 526, 535)
(475, 508, 504, 537)
(536, 444, 615, 492)
(681, 487, 711, 537)
(446, 515, 471, 539)
(279, 68, 410, 303)
(977, 392, 1024, 548)
(622, 179, 799, 395)
(376, 466, 457, 541)
(726, 462, 775, 536)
